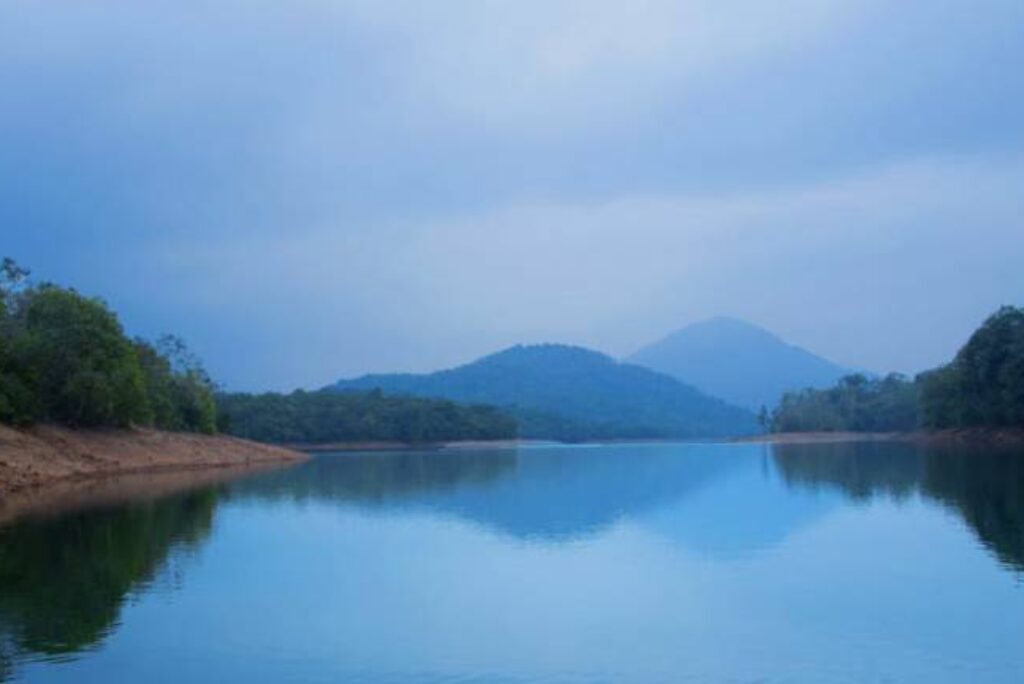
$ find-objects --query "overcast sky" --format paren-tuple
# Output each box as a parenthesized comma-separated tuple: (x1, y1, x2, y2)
(3, 0, 1023, 390)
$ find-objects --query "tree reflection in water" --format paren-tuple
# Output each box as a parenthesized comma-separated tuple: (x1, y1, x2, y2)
(0, 489, 218, 679)
(1, 441, 1022, 681)
(772, 441, 1024, 572)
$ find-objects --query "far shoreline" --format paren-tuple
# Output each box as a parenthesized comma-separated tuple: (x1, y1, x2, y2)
(5, 426, 1021, 520)
(283, 438, 551, 452)
(288, 428, 1024, 452)
(735, 428, 1024, 446)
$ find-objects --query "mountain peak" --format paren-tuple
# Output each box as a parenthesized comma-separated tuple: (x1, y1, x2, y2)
(669, 317, 784, 346)
(476, 343, 613, 367)
(628, 318, 850, 410)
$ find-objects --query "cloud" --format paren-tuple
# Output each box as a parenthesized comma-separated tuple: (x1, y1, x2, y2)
(140, 152, 1024, 388)
(3, 1, 1024, 389)
(326, 0, 866, 128)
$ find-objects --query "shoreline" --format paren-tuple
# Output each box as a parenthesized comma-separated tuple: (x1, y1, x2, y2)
(283, 438, 547, 452)
(0, 460, 292, 525)
(6, 424, 1019, 507)
(0, 424, 307, 498)
(290, 429, 1024, 452)
(735, 428, 1024, 446)
(732, 431, 906, 445)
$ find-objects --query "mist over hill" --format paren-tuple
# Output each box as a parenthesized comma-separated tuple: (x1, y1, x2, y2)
(330, 344, 757, 441)
(628, 317, 853, 411)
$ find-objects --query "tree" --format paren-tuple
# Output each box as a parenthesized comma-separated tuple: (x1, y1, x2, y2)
(0, 258, 37, 423)
(156, 335, 217, 434)
(134, 339, 183, 429)
(919, 306, 1024, 428)
(0, 258, 221, 433)
(134, 336, 217, 434)
(770, 373, 918, 433)
(0, 257, 30, 311)
(20, 287, 151, 427)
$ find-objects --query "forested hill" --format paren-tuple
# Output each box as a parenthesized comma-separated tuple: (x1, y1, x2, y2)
(629, 317, 851, 411)
(770, 306, 1024, 433)
(329, 344, 759, 440)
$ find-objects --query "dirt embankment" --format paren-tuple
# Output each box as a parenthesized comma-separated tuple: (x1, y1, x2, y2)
(0, 424, 307, 497)
(0, 461, 291, 525)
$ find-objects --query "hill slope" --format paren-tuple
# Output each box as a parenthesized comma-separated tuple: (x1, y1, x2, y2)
(329, 344, 757, 440)
(628, 317, 852, 411)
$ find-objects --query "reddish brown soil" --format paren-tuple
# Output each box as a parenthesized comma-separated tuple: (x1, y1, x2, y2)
(0, 424, 306, 498)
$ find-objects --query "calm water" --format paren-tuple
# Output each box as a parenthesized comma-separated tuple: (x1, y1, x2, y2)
(1, 441, 1023, 683)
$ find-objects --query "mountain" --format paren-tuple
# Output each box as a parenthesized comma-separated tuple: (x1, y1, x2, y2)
(329, 344, 758, 440)
(627, 317, 852, 411)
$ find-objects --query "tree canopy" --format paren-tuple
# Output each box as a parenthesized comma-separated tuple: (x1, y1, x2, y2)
(919, 306, 1024, 429)
(216, 389, 517, 445)
(0, 259, 216, 432)
(770, 373, 919, 433)
(771, 306, 1024, 433)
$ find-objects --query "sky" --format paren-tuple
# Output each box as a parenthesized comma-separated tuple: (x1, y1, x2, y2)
(2, 0, 1023, 391)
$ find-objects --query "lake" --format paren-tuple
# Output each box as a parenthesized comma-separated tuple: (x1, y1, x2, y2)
(1, 440, 1022, 683)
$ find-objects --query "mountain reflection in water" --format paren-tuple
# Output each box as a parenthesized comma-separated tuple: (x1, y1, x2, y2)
(0, 440, 1022, 682)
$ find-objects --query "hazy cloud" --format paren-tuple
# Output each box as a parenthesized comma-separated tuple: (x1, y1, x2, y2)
(3, 1, 1023, 389)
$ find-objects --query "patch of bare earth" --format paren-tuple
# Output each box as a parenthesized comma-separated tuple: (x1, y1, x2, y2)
(0, 424, 306, 499)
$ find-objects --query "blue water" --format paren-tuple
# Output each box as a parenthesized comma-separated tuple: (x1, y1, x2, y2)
(1, 441, 1022, 682)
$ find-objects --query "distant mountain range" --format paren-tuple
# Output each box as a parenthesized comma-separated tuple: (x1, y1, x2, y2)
(329, 344, 758, 440)
(627, 317, 853, 411)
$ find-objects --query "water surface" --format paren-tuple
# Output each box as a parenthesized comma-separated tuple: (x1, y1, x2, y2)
(1, 441, 1022, 683)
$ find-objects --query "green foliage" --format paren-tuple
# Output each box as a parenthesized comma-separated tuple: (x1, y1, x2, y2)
(217, 389, 517, 444)
(134, 337, 218, 434)
(18, 287, 150, 428)
(916, 365, 960, 428)
(773, 306, 1024, 433)
(158, 336, 217, 435)
(0, 258, 218, 433)
(0, 261, 37, 425)
(919, 306, 1024, 428)
(771, 373, 919, 433)
(0, 325, 37, 426)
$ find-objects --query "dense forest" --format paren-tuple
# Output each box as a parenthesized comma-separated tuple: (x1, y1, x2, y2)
(770, 306, 1024, 433)
(0, 259, 217, 432)
(917, 306, 1024, 428)
(216, 390, 517, 444)
(770, 373, 919, 433)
